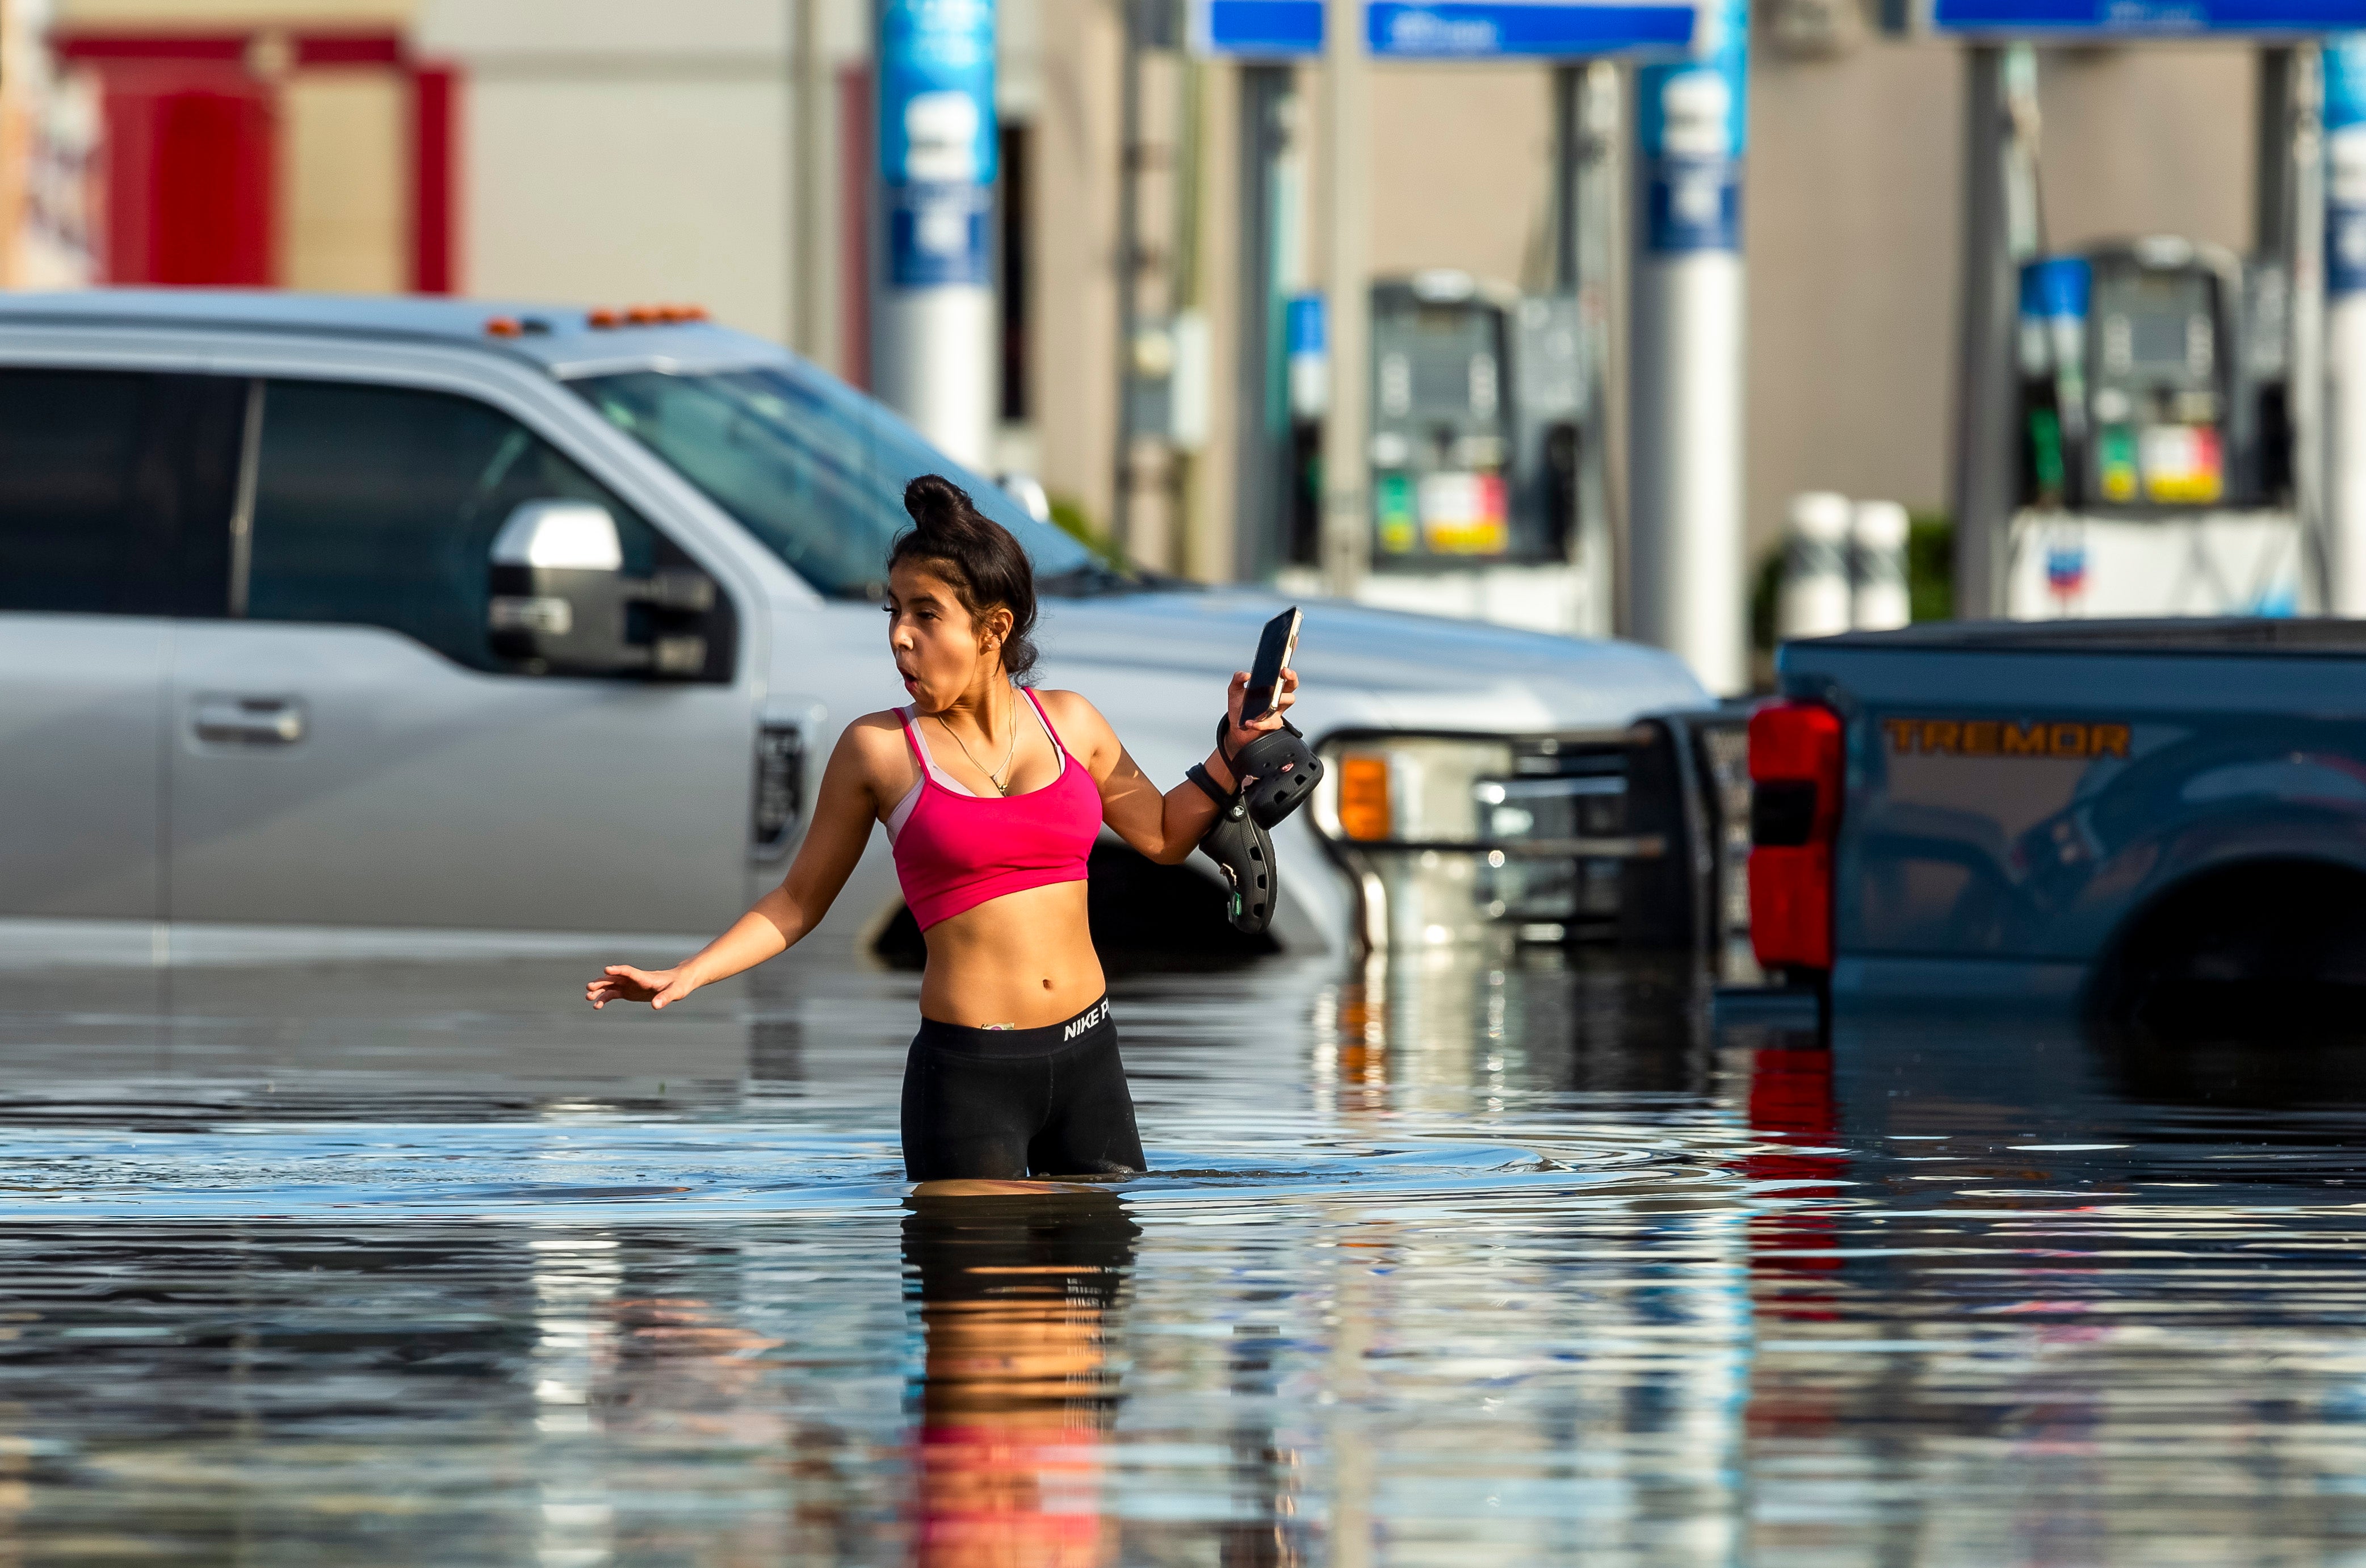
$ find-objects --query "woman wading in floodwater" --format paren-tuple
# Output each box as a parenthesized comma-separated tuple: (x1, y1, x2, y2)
(587, 476, 1298, 1180)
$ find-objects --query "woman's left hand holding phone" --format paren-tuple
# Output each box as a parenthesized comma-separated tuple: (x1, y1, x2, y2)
(1209, 668, 1299, 789)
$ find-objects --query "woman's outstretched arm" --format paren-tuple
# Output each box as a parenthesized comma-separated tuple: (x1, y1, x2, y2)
(586, 721, 891, 1009)
(1061, 669, 1300, 866)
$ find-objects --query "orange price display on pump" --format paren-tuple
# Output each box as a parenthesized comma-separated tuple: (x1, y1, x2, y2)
(2141, 425, 2224, 504)
(1419, 472, 1508, 555)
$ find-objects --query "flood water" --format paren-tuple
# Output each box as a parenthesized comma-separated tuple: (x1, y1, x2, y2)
(4, 944, 2366, 1565)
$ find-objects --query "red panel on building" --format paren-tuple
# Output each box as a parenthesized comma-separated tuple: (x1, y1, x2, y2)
(146, 82, 274, 284)
(56, 31, 443, 293)
(91, 68, 277, 287)
(410, 66, 458, 294)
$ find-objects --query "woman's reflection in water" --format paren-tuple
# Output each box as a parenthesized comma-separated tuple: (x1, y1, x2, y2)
(904, 1181, 1140, 1566)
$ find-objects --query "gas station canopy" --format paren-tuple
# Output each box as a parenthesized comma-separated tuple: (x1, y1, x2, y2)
(1189, 0, 1704, 57)
(1887, 0, 2366, 38)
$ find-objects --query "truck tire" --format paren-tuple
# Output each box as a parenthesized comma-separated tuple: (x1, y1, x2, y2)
(2089, 858, 2366, 1042)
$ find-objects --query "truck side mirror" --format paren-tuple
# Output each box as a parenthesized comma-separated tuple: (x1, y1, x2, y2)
(996, 470, 1052, 522)
(488, 500, 715, 678)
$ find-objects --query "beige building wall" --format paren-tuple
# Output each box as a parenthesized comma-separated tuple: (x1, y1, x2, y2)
(1023, 0, 1125, 528)
(1190, 61, 1244, 581)
(2036, 44, 2255, 254)
(1745, 39, 1964, 564)
(279, 71, 406, 292)
(417, 0, 797, 339)
(1367, 62, 1555, 286)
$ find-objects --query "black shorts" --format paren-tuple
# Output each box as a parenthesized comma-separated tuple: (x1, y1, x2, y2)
(900, 996, 1147, 1181)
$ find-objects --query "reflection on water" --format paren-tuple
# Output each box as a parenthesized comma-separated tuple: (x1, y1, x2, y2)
(905, 1188, 1136, 1566)
(2, 946, 2366, 1559)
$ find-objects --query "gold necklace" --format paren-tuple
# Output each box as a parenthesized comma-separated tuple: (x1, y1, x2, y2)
(934, 687, 1019, 796)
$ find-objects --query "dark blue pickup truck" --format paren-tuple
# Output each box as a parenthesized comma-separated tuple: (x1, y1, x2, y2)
(1746, 619, 2366, 1030)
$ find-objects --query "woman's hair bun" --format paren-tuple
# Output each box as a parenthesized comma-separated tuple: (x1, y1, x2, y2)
(903, 473, 970, 535)
(888, 476, 1041, 682)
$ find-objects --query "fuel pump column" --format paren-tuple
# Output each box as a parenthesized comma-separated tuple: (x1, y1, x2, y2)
(1629, 0, 1750, 694)
(2329, 39, 2366, 612)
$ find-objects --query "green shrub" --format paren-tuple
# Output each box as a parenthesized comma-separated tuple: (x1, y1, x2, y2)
(1908, 511, 1954, 623)
(1048, 495, 1127, 567)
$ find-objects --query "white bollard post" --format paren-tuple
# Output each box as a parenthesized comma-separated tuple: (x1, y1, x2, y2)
(1777, 491, 1855, 640)
(1850, 500, 1913, 630)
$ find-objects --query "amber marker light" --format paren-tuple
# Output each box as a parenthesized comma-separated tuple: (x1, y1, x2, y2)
(483, 316, 523, 338)
(587, 307, 620, 329)
(1337, 754, 1392, 842)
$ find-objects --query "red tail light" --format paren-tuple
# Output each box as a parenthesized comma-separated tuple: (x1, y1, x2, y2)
(1748, 700, 1844, 972)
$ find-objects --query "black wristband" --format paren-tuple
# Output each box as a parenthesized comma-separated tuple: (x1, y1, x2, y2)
(1186, 762, 1233, 807)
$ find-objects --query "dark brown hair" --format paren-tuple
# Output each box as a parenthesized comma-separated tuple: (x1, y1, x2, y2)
(887, 475, 1039, 682)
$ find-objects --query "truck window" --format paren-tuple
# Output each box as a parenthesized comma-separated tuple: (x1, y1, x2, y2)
(0, 369, 240, 617)
(244, 380, 661, 671)
(572, 363, 1096, 598)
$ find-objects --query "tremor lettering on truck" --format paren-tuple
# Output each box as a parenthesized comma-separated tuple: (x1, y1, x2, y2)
(1880, 718, 2132, 760)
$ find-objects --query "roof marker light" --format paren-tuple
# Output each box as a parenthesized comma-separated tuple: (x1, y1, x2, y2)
(587, 307, 620, 329)
(484, 316, 523, 338)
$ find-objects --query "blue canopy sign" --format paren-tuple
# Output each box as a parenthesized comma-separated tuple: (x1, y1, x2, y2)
(1189, 0, 1702, 57)
(1191, 0, 1325, 53)
(1895, 0, 2366, 37)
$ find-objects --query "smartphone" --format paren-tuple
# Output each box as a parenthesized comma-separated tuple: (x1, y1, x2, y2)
(1240, 607, 1302, 725)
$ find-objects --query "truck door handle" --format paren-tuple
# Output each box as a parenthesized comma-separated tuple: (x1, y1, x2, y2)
(192, 697, 306, 746)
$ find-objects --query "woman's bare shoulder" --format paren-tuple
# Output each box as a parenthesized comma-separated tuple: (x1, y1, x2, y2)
(1035, 688, 1128, 765)
(830, 710, 914, 768)
(822, 711, 919, 805)
(1033, 687, 1108, 729)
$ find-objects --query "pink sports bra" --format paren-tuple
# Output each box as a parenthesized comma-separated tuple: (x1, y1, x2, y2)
(886, 687, 1102, 930)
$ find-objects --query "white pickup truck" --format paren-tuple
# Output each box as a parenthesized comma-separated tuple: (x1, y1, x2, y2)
(0, 291, 1736, 968)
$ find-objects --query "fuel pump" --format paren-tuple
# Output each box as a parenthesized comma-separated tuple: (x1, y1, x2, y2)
(1512, 292, 1588, 564)
(2006, 236, 2306, 618)
(1210, 10, 1648, 640)
(1926, 25, 2338, 624)
(1368, 273, 1518, 564)
(1350, 271, 1598, 631)
(2017, 242, 2268, 513)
